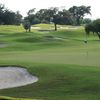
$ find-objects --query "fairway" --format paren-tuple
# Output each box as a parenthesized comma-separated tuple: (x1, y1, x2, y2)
(0, 25, 100, 100)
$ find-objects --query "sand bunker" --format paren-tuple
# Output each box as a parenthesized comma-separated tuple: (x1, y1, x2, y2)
(0, 67, 38, 89)
(59, 26, 79, 30)
(0, 43, 8, 48)
(31, 26, 41, 29)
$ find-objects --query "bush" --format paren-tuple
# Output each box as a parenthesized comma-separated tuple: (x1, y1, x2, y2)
(85, 19, 100, 39)
(23, 20, 31, 32)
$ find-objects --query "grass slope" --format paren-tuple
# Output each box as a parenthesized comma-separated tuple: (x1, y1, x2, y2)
(0, 24, 100, 100)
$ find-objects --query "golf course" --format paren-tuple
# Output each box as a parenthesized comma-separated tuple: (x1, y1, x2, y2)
(0, 24, 100, 100)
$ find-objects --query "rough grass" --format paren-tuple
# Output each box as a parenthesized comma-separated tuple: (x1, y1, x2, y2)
(0, 24, 100, 100)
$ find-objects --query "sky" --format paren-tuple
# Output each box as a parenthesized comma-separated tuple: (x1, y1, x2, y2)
(0, 0, 99, 19)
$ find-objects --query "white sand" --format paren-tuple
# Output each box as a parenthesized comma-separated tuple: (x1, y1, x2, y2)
(59, 26, 79, 30)
(31, 26, 41, 29)
(0, 43, 8, 48)
(0, 67, 38, 89)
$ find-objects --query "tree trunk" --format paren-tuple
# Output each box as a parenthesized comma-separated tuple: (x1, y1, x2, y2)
(96, 32, 100, 39)
(26, 29, 27, 32)
(29, 27, 31, 32)
(76, 17, 80, 25)
(54, 23, 57, 31)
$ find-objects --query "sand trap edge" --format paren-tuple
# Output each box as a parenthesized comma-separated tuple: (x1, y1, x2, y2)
(0, 66, 38, 89)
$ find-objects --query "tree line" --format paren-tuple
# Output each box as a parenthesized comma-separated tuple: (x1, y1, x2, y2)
(0, 4, 22, 25)
(1, 3, 100, 39)
(0, 3, 92, 31)
(24, 6, 91, 31)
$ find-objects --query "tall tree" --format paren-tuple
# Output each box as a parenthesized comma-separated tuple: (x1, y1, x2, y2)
(69, 5, 91, 25)
(85, 19, 100, 39)
(15, 11, 22, 25)
(35, 7, 73, 31)
(0, 4, 5, 24)
(25, 8, 39, 25)
(53, 9, 73, 31)
(3, 9, 16, 25)
(27, 8, 36, 16)
(0, 4, 22, 25)
(36, 7, 58, 23)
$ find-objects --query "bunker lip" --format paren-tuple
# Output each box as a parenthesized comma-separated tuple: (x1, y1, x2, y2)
(0, 66, 38, 89)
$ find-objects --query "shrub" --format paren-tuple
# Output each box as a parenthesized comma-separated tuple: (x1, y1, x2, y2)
(23, 20, 31, 32)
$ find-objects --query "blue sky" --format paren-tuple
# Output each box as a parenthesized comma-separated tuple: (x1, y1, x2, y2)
(0, 0, 99, 19)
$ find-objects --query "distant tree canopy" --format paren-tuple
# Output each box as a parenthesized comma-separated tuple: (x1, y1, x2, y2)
(68, 5, 91, 25)
(85, 19, 100, 39)
(0, 3, 91, 30)
(24, 5, 91, 30)
(0, 4, 22, 25)
(82, 18, 92, 24)
(52, 9, 73, 30)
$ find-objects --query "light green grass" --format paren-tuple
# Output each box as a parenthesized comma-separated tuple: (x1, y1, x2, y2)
(0, 25, 100, 100)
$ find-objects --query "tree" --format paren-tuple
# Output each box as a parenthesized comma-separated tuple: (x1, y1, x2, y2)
(0, 3, 22, 25)
(23, 20, 31, 32)
(53, 9, 73, 31)
(82, 18, 92, 24)
(0, 4, 5, 24)
(69, 5, 91, 25)
(35, 9, 47, 23)
(25, 8, 40, 25)
(85, 19, 100, 39)
(14, 11, 22, 25)
(93, 19, 100, 39)
(27, 8, 36, 16)
(36, 7, 58, 23)
(36, 7, 73, 31)
(85, 23, 95, 35)
(3, 9, 16, 25)
(27, 8, 36, 24)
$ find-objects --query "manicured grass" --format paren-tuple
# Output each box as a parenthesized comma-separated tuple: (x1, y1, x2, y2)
(0, 25, 100, 100)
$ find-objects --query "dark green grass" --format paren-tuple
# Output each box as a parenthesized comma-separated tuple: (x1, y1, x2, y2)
(0, 25, 100, 100)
